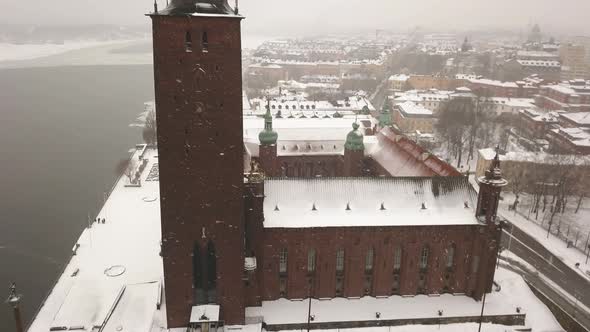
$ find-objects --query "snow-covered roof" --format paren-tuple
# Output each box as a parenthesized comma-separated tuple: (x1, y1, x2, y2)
(388, 74, 410, 82)
(397, 101, 434, 117)
(243, 115, 377, 157)
(486, 97, 536, 108)
(263, 177, 478, 228)
(394, 90, 452, 103)
(560, 111, 590, 126)
(516, 59, 561, 68)
(520, 109, 559, 122)
(368, 128, 460, 177)
(552, 127, 590, 147)
(466, 78, 519, 88)
(516, 50, 559, 59)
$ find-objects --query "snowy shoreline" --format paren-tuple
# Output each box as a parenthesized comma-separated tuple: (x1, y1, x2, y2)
(0, 40, 143, 63)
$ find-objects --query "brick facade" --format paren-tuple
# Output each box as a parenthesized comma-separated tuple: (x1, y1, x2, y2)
(150, 13, 246, 327)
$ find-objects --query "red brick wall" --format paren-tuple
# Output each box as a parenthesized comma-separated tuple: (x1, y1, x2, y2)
(259, 145, 278, 176)
(258, 225, 494, 301)
(151, 14, 246, 327)
(276, 155, 343, 177)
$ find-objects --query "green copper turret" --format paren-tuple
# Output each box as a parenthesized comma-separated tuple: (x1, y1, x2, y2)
(344, 122, 364, 151)
(259, 101, 278, 145)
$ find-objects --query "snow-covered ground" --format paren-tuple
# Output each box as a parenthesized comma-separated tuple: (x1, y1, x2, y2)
(501, 251, 590, 315)
(498, 196, 590, 281)
(247, 268, 562, 332)
(27, 146, 166, 332)
(502, 192, 590, 247)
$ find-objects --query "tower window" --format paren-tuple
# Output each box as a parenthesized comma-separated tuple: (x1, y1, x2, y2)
(279, 248, 288, 274)
(335, 276, 344, 296)
(393, 247, 402, 272)
(446, 244, 456, 269)
(202, 31, 209, 52)
(365, 248, 374, 273)
(185, 31, 192, 52)
(419, 246, 429, 270)
(336, 249, 345, 274)
(279, 277, 287, 297)
(307, 249, 316, 273)
(471, 256, 480, 274)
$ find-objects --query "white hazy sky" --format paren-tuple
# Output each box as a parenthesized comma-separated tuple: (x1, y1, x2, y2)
(2, 0, 590, 36)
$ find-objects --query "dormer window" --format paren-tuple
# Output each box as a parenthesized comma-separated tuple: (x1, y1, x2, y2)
(185, 31, 192, 52)
(202, 31, 209, 52)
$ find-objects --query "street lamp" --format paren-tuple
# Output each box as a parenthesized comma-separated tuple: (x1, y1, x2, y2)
(6, 283, 24, 332)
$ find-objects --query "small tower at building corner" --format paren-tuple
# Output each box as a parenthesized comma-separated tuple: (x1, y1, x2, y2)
(6, 283, 24, 332)
(258, 100, 279, 176)
(476, 147, 508, 224)
(344, 122, 365, 177)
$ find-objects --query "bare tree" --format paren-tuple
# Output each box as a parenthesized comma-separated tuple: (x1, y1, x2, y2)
(436, 98, 473, 168)
(142, 109, 157, 146)
(115, 158, 137, 184)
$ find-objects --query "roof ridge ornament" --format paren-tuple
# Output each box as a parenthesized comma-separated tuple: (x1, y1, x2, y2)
(346, 202, 351, 211)
(312, 203, 317, 211)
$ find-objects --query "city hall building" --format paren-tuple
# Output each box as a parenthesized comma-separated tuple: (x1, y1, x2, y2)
(149, 0, 507, 328)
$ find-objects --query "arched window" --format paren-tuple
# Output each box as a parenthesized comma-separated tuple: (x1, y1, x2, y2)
(336, 249, 345, 274)
(393, 247, 402, 271)
(202, 31, 209, 52)
(185, 31, 193, 52)
(446, 244, 456, 269)
(307, 249, 316, 273)
(419, 246, 429, 270)
(206, 241, 217, 289)
(279, 248, 288, 274)
(365, 248, 374, 273)
(192, 243, 202, 290)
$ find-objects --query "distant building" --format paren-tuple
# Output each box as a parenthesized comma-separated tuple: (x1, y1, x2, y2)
(560, 43, 589, 80)
(516, 50, 559, 62)
(559, 111, 590, 128)
(457, 75, 540, 98)
(392, 89, 452, 114)
(500, 59, 561, 83)
(406, 75, 460, 91)
(517, 109, 559, 139)
(341, 72, 378, 92)
(392, 101, 435, 133)
(388, 74, 410, 91)
(547, 126, 590, 154)
(536, 80, 590, 112)
(483, 97, 538, 116)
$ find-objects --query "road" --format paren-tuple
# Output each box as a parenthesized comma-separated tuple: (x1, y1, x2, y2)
(500, 220, 590, 328)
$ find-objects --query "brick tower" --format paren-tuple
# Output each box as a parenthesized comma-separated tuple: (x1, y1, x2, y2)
(149, 0, 245, 327)
(258, 101, 279, 176)
(472, 148, 508, 299)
